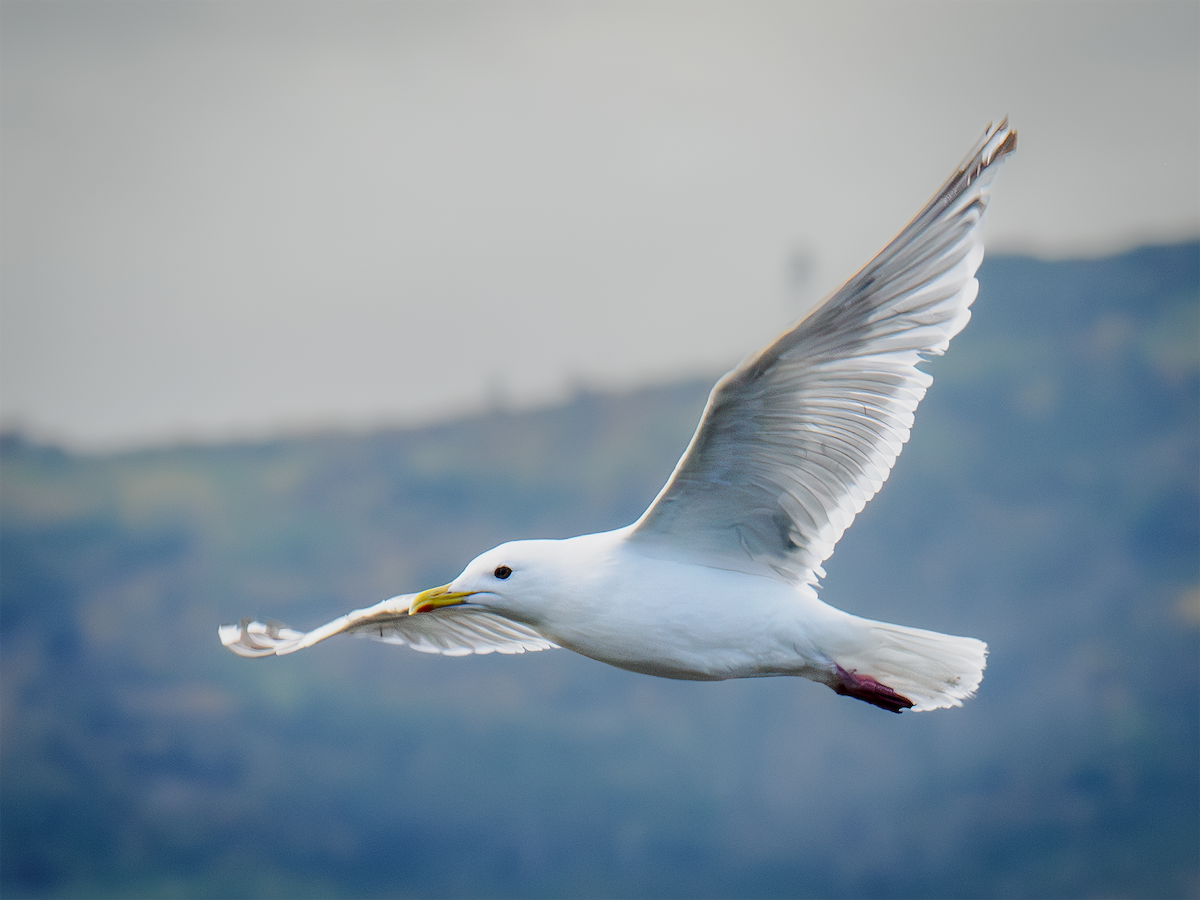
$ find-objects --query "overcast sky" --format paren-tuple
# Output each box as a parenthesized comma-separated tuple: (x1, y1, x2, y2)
(2, 1, 1197, 450)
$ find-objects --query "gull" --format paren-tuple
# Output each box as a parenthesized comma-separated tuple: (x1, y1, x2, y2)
(221, 121, 1016, 712)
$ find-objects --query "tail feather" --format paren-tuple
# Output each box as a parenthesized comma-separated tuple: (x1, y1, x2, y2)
(831, 617, 987, 712)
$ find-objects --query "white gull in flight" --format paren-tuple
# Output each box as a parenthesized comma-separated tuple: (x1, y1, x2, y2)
(221, 121, 1017, 713)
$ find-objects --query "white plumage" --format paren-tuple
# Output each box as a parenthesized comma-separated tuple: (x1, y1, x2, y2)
(221, 121, 1016, 713)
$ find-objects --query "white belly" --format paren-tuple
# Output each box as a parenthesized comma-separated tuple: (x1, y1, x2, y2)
(532, 546, 837, 681)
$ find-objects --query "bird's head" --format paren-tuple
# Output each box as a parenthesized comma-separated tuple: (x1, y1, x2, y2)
(408, 539, 567, 625)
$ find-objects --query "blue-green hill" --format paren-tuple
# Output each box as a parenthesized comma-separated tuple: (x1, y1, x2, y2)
(2, 242, 1197, 899)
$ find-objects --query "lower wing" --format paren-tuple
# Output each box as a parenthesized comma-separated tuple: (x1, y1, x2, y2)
(219, 595, 559, 658)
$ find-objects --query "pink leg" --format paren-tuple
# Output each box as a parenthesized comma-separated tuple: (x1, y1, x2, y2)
(832, 664, 914, 713)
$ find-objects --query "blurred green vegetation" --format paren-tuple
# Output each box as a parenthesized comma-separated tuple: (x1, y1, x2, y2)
(1, 243, 1197, 899)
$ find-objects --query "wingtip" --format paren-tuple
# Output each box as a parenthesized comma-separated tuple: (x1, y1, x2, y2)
(935, 118, 1017, 212)
(989, 120, 1017, 162)
(219, 618, 305, 658)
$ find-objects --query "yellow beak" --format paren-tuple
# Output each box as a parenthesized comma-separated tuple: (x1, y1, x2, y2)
(409, 584, 475, 615)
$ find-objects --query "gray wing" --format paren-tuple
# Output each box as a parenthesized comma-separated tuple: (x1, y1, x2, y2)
(627, 121, 1016, 585)
(219, 594, 559, 658)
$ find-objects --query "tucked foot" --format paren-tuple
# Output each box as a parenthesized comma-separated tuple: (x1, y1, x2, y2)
(831, 664, 914, 713)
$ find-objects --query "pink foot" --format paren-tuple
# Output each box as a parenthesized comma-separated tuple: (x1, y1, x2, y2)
(832, 664, 914, 713)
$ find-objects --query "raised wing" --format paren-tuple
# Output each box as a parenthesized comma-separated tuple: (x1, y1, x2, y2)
(219, 594, 559, 658)
(628, 121, 1016, 585)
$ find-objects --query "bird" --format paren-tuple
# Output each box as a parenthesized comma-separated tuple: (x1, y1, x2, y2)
(220, 120, 1017, 713)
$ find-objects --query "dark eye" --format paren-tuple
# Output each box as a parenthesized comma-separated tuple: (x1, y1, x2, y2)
(494, 565, 512, 580)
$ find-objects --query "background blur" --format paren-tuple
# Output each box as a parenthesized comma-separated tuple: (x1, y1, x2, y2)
(2, 0, 1198, 449)
(1, 3, 1198, 899)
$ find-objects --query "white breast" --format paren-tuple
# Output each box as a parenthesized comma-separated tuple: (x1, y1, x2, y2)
(533, 537, 836, 681)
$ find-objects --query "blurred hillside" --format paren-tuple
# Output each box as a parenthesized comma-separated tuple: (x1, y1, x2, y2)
(1, 242, 1197, 899)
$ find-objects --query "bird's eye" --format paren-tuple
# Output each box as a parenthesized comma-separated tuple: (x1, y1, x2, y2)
(494, 565, 512, 580)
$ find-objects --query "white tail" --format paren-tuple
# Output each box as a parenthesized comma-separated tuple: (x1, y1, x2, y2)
(828, 614, 988, 712)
